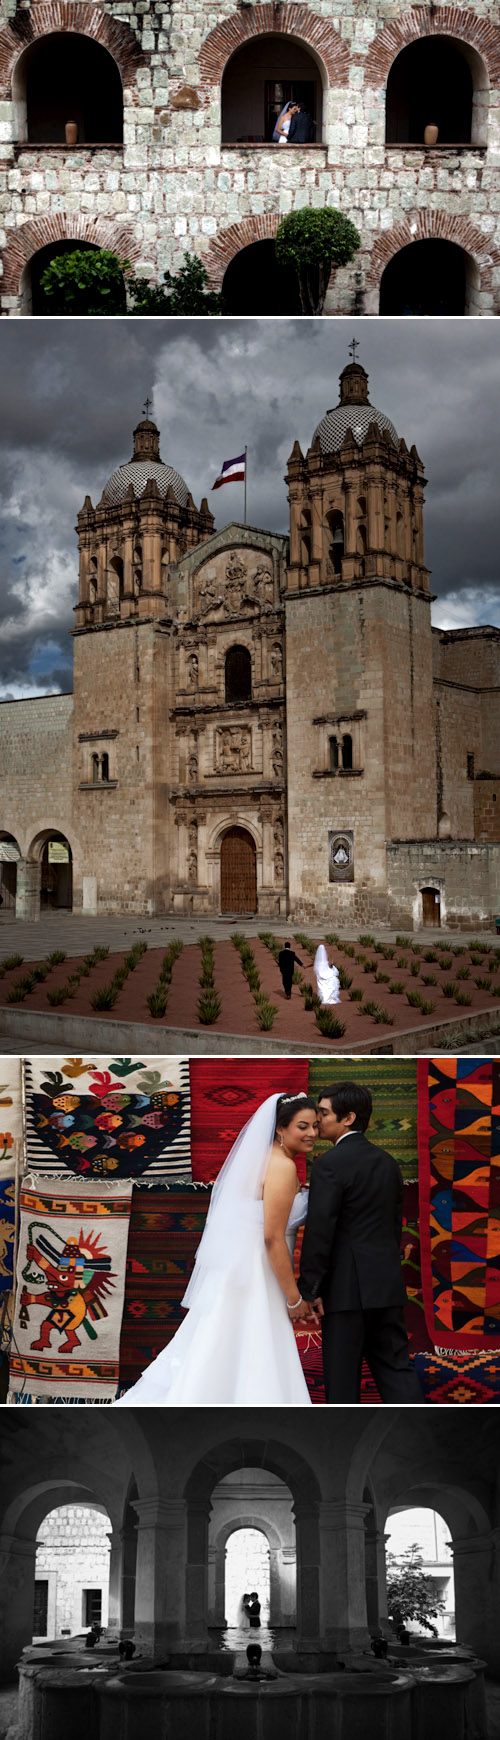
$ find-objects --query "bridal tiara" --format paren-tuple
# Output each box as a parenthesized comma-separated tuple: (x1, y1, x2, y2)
(278, 1091, 308, 1104)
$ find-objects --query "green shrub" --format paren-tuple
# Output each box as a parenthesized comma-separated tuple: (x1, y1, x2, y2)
(315, 1008, 346, 1038)
(456, 966, 470, 980)
(423, 950, 437, 963)
(410, 961, 420, 978)
(338, 967, 352, 990)
(469, 953, 484, 966)
(364, 1000, 394, 1025)
(197, 988, 222, 1025)
(325, 932, 340, 947)
(359, 934, 376, 948)
(90, 946, 109, 963)
(421, 999, 436, 1015)
(6, 976, 35, 1002)
(388, 981, 404, 995)
(455, 991, 472, 1006)
(395, 936, 411, 948)
(406, 990, 423, 1008)
(475, 977, 492, 992)
(349, 987, 363, 1001)
(146, 988, 168, 1019)
(439, 956, 453, 971)
(397, 956, 407, 970)
(47, 949, 67, 966)
(255, 998, 277, 1031)
(40, 247, 128, 315)
(442, 981, 458, 998)
(342, 943, 356, 958)
(451, 945, 466, 956)
(128, 252, 223, 316)
(91, 984, 118, 1010)
(422, 974, 437, 986)
(374, 972, 390, 985)
(1, 953, 24, 969)
(46, 986, 73, 1006)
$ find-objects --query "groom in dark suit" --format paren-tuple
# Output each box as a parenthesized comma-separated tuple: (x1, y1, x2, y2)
(299, 1081, 422, 1404)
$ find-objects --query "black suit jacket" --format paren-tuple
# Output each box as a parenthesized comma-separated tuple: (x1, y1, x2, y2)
(299, 1132, 406, 1311)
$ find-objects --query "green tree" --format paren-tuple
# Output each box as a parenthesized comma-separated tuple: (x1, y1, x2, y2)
(39, 249, 128, 315)
(127, 253, 223, 315)
(386, 1543, 446, 1637)
(275, 208, 360, 316)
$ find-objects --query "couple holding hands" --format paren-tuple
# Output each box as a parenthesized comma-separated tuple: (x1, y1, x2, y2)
(118, 1081, 421, 1408)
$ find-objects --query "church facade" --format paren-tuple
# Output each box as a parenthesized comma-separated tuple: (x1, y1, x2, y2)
(2, 0, 500, 314)
(1, 358, 499, 927)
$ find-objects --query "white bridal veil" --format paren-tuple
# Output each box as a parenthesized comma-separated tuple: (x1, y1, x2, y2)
(182, 1091, 286, 1308)
(314, 944, 341, 1006)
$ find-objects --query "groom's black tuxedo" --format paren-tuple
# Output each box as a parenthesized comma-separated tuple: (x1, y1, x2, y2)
(299, 1132, 422, 1404)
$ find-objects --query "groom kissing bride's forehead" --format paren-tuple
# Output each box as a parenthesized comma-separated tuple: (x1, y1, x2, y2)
(299, 1079, 422, 1407)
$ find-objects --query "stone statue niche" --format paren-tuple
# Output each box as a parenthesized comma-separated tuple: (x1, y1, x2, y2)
(216, 726, 252, 774)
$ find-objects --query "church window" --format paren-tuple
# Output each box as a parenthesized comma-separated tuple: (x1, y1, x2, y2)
(91, 753, 99, 784)
(342, 733, 353, 770)
(467, 753, 475, 779)
(225, 644, 252, 705)
(329, 736, 339, 771)
(14, 34, 123, 147)
(101, 753, 109, 783)
(327, 511, 344, 575)
(136, 746, 140, 761)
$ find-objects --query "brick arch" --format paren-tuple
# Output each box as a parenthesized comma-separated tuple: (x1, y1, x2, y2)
(0, 1, 144, 101)
(198, 4, 350, 91)
(1, 214, 141, 299)
(205, 213, 281, 288)
(362, 8, 500, 88)
(368, 214, 500, 300)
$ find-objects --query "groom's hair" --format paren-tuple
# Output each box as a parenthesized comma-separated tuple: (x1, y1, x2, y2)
(319, 1082, 372, 1132)
(275, 1093, 317, 1130)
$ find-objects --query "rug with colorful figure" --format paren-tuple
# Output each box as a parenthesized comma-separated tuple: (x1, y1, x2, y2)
(24, 1056, 191, 1183)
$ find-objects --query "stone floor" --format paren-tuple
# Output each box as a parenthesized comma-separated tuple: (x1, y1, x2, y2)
(1, 912, 499, 960)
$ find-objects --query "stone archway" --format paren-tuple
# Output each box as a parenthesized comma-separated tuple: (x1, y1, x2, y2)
(379, 237, 471, 315)
(367, 215, 500, 316)
(206, 213, 281, 290)
(222, 237, 302, 315)
(1, 216, 140, 312)
(220, 826, 257, 913)
(0, 2, 144, 103)
(0, 832, 21, 912)
(24, 828, 74, 915)
(198, 6, 350, 95)
(184, 1435, 321, 1651)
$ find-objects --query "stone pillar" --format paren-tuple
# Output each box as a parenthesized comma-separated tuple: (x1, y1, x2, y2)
(208, 1544, 220, 1628)
(318, 1502, 371, 1654)
(294, 1501, 321, 1649)
(184, 1499, 211, 1650)
(131, 1498, 186, 1657)
(366, 470, 384, 553)
(16, 858, 41, 921)
(278, 1546, 296, 1628)
(452, 1532, 500, 1676)
(364, 1522, 387, 1632)
(105, 1530, 122, 1635)
(0, 1536, 38, 1681)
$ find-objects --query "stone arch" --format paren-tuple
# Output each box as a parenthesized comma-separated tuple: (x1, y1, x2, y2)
(1, 215, 140, 304)
(0, 830, 21, 912)
(366, 214, 500, 315)
(26, 826, 74, 912)
(0, 2, 144, 103)
(184, 1435, 320, 1646)
(208, 813, 262, 856)
(198, 5, 350, 94)
(205, 213, 281, 289)
(362, 9, 500, 90)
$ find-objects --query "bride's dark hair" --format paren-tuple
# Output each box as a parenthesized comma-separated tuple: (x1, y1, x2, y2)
(275, 1092, 317, 1132)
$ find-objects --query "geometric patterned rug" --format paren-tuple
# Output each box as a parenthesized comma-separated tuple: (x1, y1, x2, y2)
(189, 1060, 309, 1184)
(308, 1057, 419, 1181)
(418, 1057, 500, 1347)
(413, 1349, 500, 1403)
(118, 1184, 211, 1387)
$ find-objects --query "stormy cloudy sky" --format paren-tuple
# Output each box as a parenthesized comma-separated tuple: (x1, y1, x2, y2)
(0, 316, 499, 699)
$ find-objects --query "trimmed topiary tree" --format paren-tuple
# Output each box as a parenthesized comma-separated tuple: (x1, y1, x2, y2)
(275, 208, 361, 315)
(40, 249, 129, 315)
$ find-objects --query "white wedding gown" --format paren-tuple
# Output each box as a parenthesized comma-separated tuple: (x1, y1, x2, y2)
(115, 1187, 311, 1406)
(314, 943, 341, 1006)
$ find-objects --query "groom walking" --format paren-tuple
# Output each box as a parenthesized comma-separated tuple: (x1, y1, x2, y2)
(299, 1081, 422, 1404)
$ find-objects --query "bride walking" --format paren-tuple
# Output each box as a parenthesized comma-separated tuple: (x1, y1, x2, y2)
(116, 1091, 319, 1406)
(314, 942, 341, 1006)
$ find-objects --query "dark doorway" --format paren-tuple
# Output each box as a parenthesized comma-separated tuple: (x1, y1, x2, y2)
(33, 1581, 49, 1638)
(225, 645, 252, 704)
(222, 240, 301, 315)
(386, 38, 474, 145)
(84, 1590, 103, 1628)
(40, 838, 73, 910)
(24, 34, 123, 145)
(221, 827, 257, 912)
(421, 887, 441, 926)
(379, 240, 466, 315)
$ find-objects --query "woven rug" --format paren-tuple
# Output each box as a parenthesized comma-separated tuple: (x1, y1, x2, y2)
(119, 1183, 211, 1386)
(189, 1060, 309, 1184)
(414, 1350, 500, 1404)
(308, 1058, 418, 1182)
(9, 1175, 133, 1400)
(25, 1056, 190, 1183)
(0, 1179, 15, 1297)
(418, 1058, 500, 1347)
(0, 1057, 23, 1181)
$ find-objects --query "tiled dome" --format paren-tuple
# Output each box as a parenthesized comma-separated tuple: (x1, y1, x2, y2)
(104, 460, 189, 506)
(313, 401, 399, 453)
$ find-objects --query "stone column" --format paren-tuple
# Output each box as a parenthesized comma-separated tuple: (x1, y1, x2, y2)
(106, 1530, 122, 1635)
(366, 470, 384, 554)
(318, 1502, 371, 1654)
(452, 1532, 500, 1676)
(15, 858, 41, 921)
(278, 1546, 296, 1628)
(184, 1499, 211, 1650)
(0, 1536, 38, 1681)
(131, 1498, 186, 1657)
(294, 1501, 321, 1649)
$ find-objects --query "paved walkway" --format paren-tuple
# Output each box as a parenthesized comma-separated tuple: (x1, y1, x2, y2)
(1, 912, 498, 961)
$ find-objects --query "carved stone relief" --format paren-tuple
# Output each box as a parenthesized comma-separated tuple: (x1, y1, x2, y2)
(216, 726, 252, 774)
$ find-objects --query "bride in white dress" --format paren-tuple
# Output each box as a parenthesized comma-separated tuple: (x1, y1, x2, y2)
(115, 1091, 319, 1406)
(314, 942, 341, 1006)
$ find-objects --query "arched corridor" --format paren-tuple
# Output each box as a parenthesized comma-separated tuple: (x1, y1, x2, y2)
(13, 34, 123, 146)
(379, 239, 472, 315)
(221, 35, 323, 143)
(33, 1503, 112, 1641)
(0, 833, 21, 911)
(222, 239, 301, 315)
(385, 37, 485, 145)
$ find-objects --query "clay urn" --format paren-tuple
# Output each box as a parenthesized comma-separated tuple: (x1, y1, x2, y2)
(424, 123, 439, 146)
(65, 120, 78, 146)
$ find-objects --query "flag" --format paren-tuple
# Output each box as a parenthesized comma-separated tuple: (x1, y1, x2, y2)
(212, 452, 246, 490)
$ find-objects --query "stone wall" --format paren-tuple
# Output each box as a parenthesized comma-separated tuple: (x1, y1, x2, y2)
(2, 0, 500, 312)
(387, 837, 500, 928)
(34, 1504, 111, 1641)
(0, 692, 73, 855)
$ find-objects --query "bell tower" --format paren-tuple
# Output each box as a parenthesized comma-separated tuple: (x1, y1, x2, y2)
(284, 350, 437, 920)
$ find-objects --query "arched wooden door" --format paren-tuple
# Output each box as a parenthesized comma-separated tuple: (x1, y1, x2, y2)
(220, 827, 257, 913)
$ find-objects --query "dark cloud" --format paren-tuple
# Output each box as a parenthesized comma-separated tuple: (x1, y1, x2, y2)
(0, 317, 499, 697)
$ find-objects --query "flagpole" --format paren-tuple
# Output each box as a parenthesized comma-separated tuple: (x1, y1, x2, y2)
(244, 447, 247, 526)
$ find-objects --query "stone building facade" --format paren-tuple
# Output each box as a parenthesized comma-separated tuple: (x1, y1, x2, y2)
(1, 361, 499, 927)
(2, 0, 500, 313)
(33, 1504, 111, 1642)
